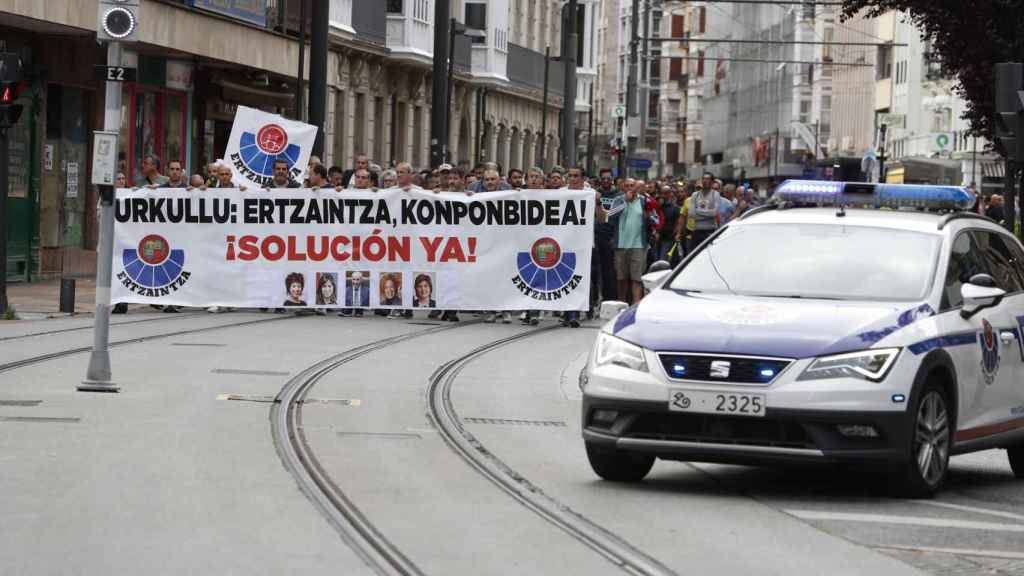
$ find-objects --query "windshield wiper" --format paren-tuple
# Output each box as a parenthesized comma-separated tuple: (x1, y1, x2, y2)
(755, 294, 845, 301)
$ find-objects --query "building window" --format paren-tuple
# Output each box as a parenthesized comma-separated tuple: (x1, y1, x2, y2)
(671, 14, 684, 38)
(667, 142, 680, 165)
(387, 0, 402, 14)
(466, 3, 487, 44)
(877, 45, 892, 80)
(124, 84, 188, 183)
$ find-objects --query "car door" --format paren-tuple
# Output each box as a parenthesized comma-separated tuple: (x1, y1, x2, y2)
(989, 232, 1024, 426)
(936, 230, 1021, 439)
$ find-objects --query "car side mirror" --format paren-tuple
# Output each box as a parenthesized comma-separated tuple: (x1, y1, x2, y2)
(961, 275, 1006, 319)
(599, 301, 629, 320)
(648, 260, 672, 274)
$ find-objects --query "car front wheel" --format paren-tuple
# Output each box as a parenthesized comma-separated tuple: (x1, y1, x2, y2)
(892, 383, 951, 498)
(585, 442, 655, 482)
(1009, 446, 1024, 479)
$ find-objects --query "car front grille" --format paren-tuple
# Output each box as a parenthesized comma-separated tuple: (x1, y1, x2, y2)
(658, 353, 792, 385)
(625, 411, 816, 450)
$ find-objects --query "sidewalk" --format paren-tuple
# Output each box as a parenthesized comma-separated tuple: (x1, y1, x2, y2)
(4, 278, 102, 320)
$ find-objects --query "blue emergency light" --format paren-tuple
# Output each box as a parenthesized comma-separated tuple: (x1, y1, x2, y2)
(775, 181, 975, 211)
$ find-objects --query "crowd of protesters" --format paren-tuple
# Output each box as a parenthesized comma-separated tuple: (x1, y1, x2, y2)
(112, 152, 759, 325)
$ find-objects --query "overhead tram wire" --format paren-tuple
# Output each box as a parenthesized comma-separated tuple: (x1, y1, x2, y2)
(643, 37, 906, 47)
(672, 55, 873, 67)
(699, 0, 844, 4)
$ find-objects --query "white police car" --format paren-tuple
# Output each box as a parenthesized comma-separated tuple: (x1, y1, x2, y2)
(581, 181, 1024, 496)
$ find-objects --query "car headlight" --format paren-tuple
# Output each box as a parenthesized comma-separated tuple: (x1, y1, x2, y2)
(594, 332, 648, 373)
(797, 348, 900, 382)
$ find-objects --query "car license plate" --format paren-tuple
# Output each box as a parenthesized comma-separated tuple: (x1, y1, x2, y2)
(669, 389, 765, 417)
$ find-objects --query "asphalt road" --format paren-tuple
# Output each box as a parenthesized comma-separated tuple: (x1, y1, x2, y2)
(1, 311, 1021, 575)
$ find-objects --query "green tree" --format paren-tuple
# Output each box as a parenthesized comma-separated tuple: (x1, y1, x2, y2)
(841, 0, 1023, 152)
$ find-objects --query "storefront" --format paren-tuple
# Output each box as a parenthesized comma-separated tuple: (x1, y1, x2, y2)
(119, 55, 193, 184)
(885, 157, 961, 186)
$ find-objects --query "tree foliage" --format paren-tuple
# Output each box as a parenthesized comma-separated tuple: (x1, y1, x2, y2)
(841, 0, 1024, 150)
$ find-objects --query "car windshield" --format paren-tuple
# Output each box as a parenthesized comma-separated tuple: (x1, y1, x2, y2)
(668, 223, 942, 301)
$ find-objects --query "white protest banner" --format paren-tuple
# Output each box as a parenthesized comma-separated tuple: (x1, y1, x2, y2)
(224, 105, 318, 188)
(111, 189, 594, 311)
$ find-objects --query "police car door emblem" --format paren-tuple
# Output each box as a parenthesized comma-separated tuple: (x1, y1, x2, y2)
(980, 319, 1000, 385)
(710, 360, 731, 379)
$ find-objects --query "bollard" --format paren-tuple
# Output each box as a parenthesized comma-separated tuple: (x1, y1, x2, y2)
(59, 278, 76, 314)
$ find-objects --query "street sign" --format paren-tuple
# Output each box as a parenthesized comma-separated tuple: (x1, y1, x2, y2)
(95, 65, 137, 82)
(611, 104, 626, 118)
(930, 132, 954, 155)
(91, 131, 119, 186)
(0, 53, 22, 83)
(878, 113, 905, 129)
(629, 158, 653, 169)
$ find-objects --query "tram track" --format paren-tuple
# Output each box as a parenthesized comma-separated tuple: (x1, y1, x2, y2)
(0, 310, 205, 343)
(426, 326, 678, 576)
(272, 322, 677, 575)
(270, 322, 468, 576)
(0, 315, 296, 375)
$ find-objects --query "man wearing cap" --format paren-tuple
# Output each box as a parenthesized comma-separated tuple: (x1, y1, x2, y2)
(435, 163, 454, 192)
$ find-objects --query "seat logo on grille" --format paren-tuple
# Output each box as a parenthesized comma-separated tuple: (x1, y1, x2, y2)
(710, 360, 731, 379)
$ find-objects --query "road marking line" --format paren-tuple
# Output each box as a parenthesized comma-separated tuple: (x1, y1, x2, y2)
(785, 510, 1024, 532)
(875, 544, 1024, 560)
(912, 500, 1024, 523)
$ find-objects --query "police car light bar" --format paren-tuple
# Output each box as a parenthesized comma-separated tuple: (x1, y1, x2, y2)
(775, 181, 975, 211)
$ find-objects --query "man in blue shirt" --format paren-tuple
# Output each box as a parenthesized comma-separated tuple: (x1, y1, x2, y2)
(610, 179, 648, 305)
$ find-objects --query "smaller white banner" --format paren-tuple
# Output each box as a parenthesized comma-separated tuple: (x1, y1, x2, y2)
(224, 105, 318, 189)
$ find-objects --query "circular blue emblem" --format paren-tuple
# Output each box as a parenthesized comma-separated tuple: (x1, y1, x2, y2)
(122, 235, 186, 289)
(517, 238, 577, 293)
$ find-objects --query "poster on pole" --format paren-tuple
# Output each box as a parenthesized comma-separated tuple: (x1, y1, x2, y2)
(224, 105, 318, 189)
(110, 188, 594, 311)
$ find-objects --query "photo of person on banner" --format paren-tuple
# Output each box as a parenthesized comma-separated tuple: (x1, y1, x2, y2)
(345, 271, 371, 307)
(412, 273, 437, 308)
(379, 273, 403, 306)
(283, 272, 307, 307)
(316, 273, 338, 306)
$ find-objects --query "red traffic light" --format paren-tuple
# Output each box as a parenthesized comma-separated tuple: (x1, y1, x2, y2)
(0, 82, 22, 104)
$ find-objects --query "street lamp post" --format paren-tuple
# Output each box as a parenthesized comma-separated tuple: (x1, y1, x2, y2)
(446, 20, 484, 164)
(429, 0, 451, 168)
(540, 46, 551, 170)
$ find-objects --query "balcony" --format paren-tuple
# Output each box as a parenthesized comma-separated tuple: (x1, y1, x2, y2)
(328, 0, 355, 36)
(386, 0, 434, 61)
(507, 43, 562, 95)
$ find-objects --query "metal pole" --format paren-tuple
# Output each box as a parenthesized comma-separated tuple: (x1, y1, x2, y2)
(0, 123, 8, 317)
(540, 46, 550, 170)
(429, 0, 451, 168)
(640, 0, 650, 151)
(309, 0, 328, 156)
(877, 123, 888, 183)
(80, 41, 122, 392)
(626, 0, 640, 179)
(971, 136, 977, 187)
(296, 0, 307, 122)
(447, 18, 458, 163)
(587, 83, 595, 175)
(561, 0, 579, 168)
(774, 128, 780, 181)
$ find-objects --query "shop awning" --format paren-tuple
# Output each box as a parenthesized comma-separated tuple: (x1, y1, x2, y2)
(216, 78, 295, 110)
(886, 157, 961, 185)
(982, 161, 1006, 179)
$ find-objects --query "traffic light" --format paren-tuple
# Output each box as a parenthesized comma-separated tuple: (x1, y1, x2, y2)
(97, 0, 140, 42)
(0, 52, 23, 129)
(994, 63, 1024, 163)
